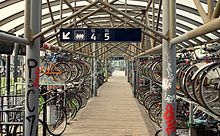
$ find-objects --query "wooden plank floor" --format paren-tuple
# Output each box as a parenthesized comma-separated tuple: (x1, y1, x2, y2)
(63, 71, 150, 136)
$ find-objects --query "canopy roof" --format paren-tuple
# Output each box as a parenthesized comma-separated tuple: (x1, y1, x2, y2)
(0, 0, 220, 58)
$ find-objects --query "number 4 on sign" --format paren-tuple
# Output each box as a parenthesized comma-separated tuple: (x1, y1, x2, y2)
(91, 33, 96, 40)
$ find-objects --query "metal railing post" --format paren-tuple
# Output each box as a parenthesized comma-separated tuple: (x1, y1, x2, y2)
(132, 59, 137, 96)
(5, 55, 10, 132)
(93, 43, 97, 97)
(93, 58, 97, 96)
(13, 43, 19, 105)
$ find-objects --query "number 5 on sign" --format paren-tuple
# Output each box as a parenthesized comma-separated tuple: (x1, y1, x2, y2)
(91, 33, 96, 40)
(104, 33, 110, 41)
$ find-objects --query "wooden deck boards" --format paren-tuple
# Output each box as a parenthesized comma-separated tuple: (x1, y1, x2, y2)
(63, 71, 150, 136)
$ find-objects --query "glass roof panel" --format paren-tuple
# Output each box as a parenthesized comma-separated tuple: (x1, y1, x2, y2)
(0, 0, 219, 48)
(0, 1, 24, 20)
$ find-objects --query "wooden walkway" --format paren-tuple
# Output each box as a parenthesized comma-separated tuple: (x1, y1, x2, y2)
(63, 71, 150, 136)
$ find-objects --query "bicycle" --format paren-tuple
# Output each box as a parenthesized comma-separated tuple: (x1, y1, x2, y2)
(38, 86, 68, 136)
(39, 52, 72, 83)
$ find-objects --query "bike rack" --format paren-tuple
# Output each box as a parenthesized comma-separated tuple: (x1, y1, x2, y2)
(177, 95, 220, 136)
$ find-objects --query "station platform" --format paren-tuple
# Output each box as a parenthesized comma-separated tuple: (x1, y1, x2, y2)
(63, 71, 151, 136)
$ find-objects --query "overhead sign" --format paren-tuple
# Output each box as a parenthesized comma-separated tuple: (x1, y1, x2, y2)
(59, 28, 141, 42)
(111, 57, 124, 60)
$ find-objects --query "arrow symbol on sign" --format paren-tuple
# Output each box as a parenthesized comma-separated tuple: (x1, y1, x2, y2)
(62, 32, 70, 40)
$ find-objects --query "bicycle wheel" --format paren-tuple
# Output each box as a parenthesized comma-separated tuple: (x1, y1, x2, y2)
(67, 88, 82, 111)
(178, 64, 191, 95)
(144, 62, 153, 78)
(66, 100, 77, 123)
(46, 107, 67, 136)
(144, 93, 161, 111)
(77, 91, 88, 108)
(72, 96, 81, 112)
(151, 61, 162, 84)
(51, 62, 72, 83)
(155, 107, 162, 128)
(81, 85, 92, 99)
(199, 63, 220, 116)
(149, 101, 161, 123)
(83, 61, 91, 75)
(155, 129, 162, 136)
(192, 69, 206, 106)
(68, 61, 79, 81)
(136, 85, 150, 105)
(183, 65, 199, 101)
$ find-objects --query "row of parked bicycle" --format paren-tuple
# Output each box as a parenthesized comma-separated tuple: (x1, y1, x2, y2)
(0, 77, 92, 135)
(135, 44, 220, 136)
(0, 52, 113, 135)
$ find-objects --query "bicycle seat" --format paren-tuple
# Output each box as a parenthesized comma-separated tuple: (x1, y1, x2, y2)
(207, 119, 220, 125)
(203, 45, 220, 52)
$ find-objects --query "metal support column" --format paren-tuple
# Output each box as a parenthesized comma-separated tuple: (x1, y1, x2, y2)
(13, 44, 19, 85)
(127, 61, 130, 82)
(93, 43, 97, 97)
(5, 55, 10, 132)
(136, 59, 139, 92)
(24, 0, 41, 135)
(12, 43, 19, 105)
(162, 0, 177, 136)
(189, 103, 194, 136)
(6, 55, 10, 97)
(90, 58, 94, 97)
(132, 59, 137, 96)
(104, 59, 108, 82)
(93, 58, 97, 96)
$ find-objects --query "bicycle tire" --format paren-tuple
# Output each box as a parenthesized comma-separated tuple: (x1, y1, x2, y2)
(199, 63, 220, 116)
(68, 61, 79, 81)
(46, 108, 67, 136)
(182, 64, 198, 101)
(51, 62, 72, 83)
(178, 64, 191, 95)
(149, 101, 161, 123)
(155, 129, 162, 136)
(136, 90, 148, 105)
(151, 61, 162, 84)
(81, 86, 92, 99)
(77, 91, 88, 108)
(192, 69, 206, 106)
(155, 107, 162, 128)
(66, 100, 77, 123)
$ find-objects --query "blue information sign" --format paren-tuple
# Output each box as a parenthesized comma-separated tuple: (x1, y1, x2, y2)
(59, 28, 141, 42)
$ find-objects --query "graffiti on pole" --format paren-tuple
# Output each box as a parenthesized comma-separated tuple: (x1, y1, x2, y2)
(163, 50, 174, 91)
(33, 66, 39, 87)
(164, 104, 176, 136)
(164, 92, 175, 103)
(26, 59, 39, 135)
